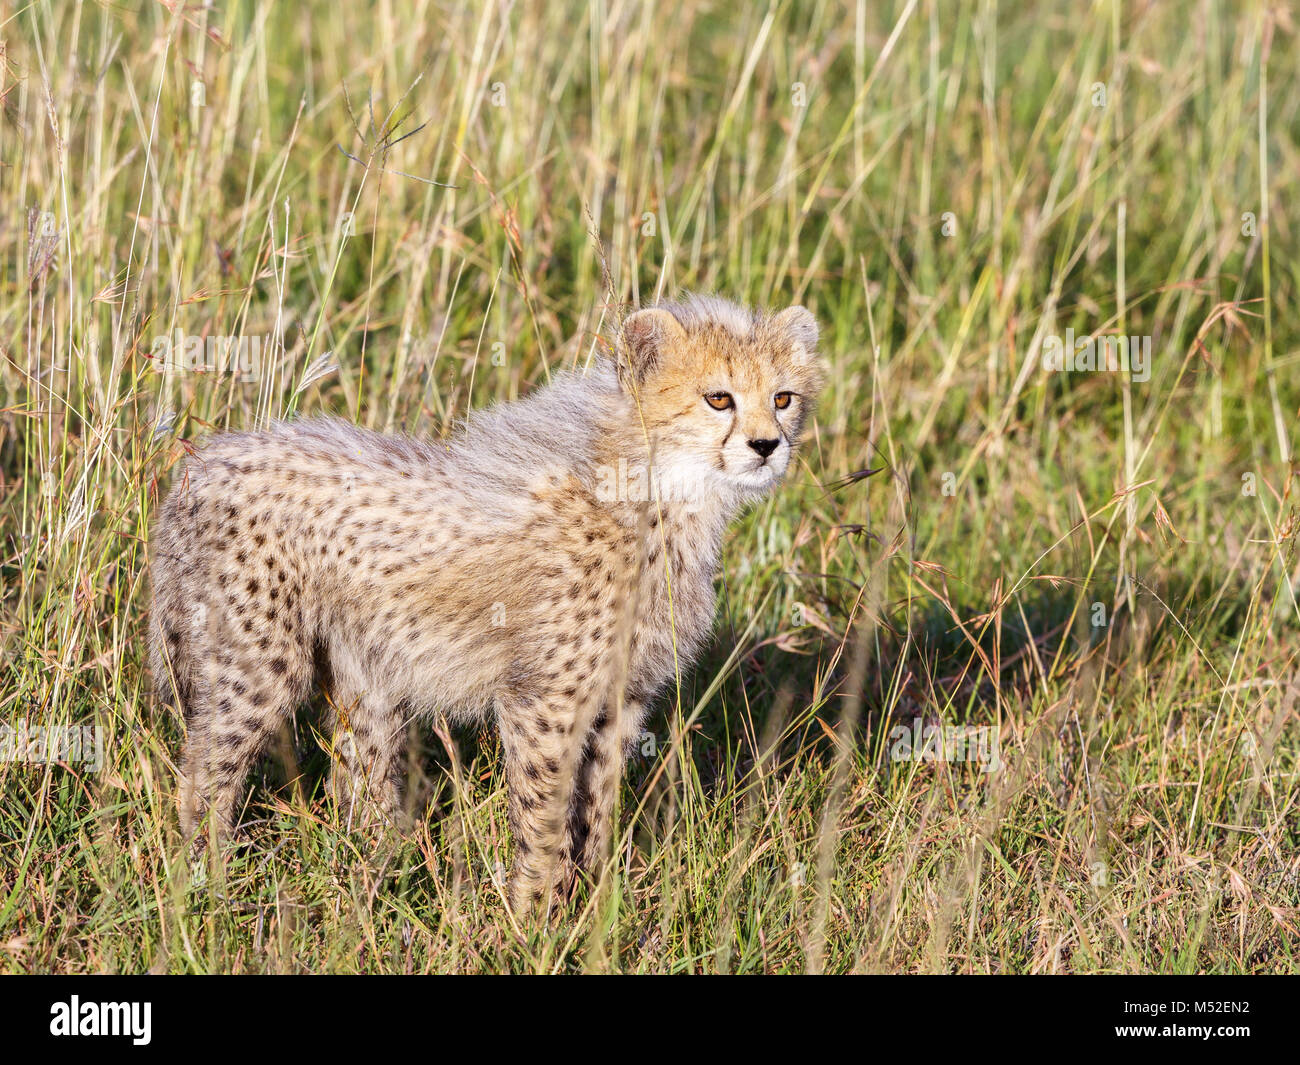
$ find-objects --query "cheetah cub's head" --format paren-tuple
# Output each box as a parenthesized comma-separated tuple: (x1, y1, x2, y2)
(617, 296, 826, 501)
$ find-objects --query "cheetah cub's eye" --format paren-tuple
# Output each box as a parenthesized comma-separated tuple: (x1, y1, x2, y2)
(704, 392, 734, 411)
(773, 391, 795, 410)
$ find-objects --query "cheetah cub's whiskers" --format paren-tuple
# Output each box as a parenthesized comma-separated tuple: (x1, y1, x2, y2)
(151, 294, 825, 912)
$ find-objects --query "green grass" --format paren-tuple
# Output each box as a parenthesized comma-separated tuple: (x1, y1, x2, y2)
(1, 0, 1297, 973)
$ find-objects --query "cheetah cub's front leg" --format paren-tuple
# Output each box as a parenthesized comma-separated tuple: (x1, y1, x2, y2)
(324, 690, 408, 830)
(495, 681, 609, 914)
(559, 695, 647, 896)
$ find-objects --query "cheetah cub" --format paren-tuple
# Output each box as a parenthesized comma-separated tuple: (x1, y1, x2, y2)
(151, 295, 825, 911)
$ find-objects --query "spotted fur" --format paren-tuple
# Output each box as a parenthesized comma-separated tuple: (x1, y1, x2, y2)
(150, 295, 825, 912)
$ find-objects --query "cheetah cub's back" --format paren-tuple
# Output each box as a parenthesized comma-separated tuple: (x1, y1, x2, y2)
(151, 294, 825, 911)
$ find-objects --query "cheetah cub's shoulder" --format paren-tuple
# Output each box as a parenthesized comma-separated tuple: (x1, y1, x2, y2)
(151, 294, 825, 911)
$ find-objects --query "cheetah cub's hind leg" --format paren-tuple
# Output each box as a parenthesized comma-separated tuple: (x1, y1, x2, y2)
(176, 610, 315, 840)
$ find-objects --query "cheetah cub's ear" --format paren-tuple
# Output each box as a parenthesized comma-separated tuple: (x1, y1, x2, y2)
(618, 307, 686, 388)
(772, 305, 827, 392)
(773, 305, 819, 354)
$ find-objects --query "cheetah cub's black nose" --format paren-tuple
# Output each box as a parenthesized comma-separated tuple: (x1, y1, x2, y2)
(748, 438, 779, 459)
